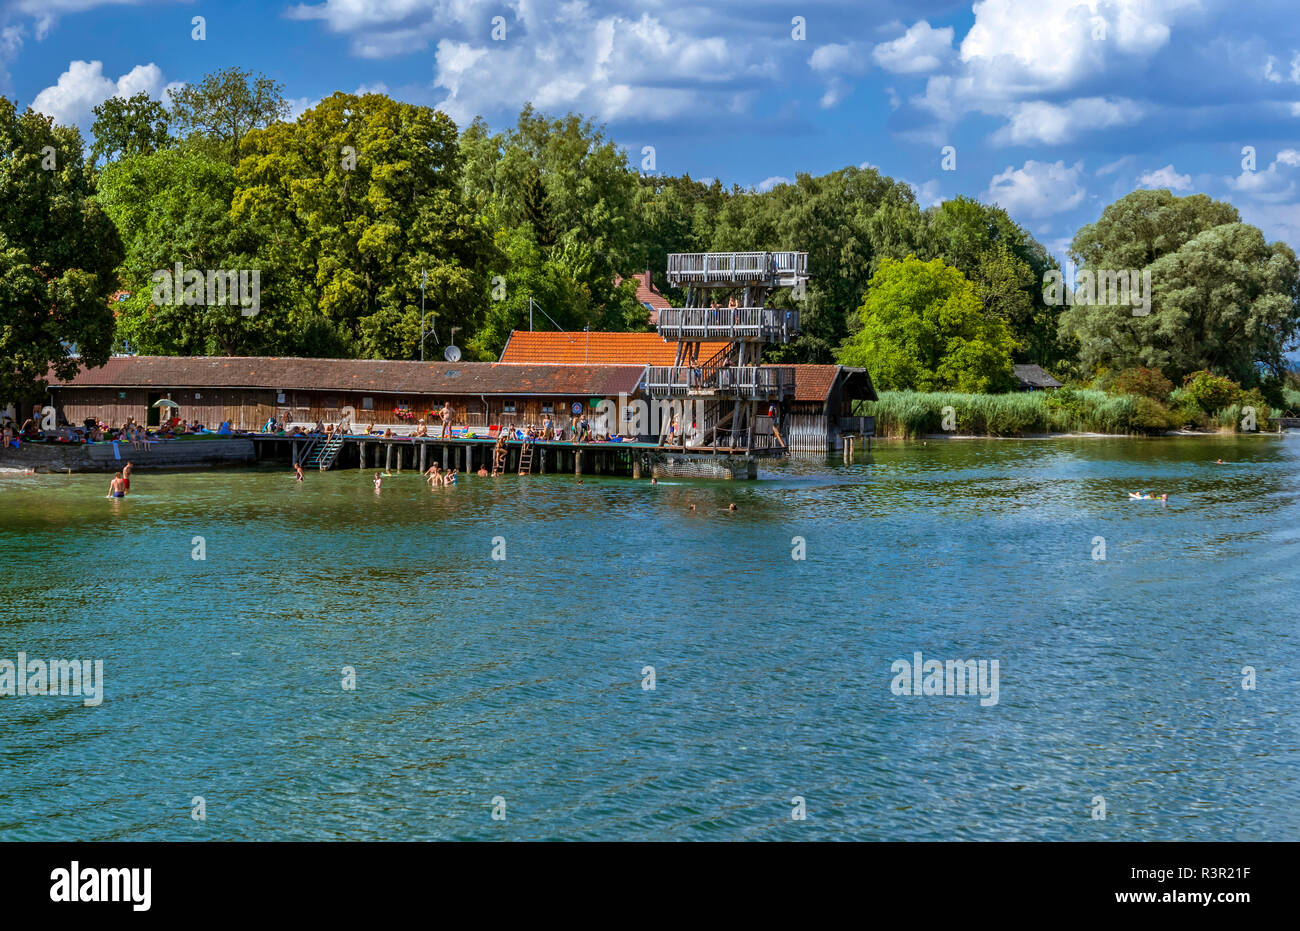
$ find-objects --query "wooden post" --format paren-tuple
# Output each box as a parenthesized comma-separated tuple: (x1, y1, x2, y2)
(465, 444, 473, 472)
(575, 451, 582, 476)
(360, 442, 367, 470)
(419, 442, 426, 472)
(540, 448, 546, 474)
(385, 443, 393, 471)
(442, 445, 448, 469)
(632, 456, 641, 479)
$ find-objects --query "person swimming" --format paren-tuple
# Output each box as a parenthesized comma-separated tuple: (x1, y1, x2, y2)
(727, 503, 737, 511)
(1128, 492, 1168, 501)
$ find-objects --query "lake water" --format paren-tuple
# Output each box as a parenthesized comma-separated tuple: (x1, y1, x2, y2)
(1, 435, 1296, 840)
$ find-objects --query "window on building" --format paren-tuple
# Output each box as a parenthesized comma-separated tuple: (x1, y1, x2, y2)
(541, 402, 554, 414)
(325, 396, 339, 409)
(362, 397, 374, 411)
(503, 401, 516, 414)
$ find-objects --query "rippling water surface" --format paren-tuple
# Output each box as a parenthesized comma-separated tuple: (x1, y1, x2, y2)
(1, 435, 1296, 840)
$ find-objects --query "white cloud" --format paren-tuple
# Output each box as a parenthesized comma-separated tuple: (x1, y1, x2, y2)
(904, 178, 943, 207)
(983, 159, 1086, 219)
(991, 97, 1145, 145)
(1227, 149, 1300, 202)
(809, 42, 869, 74)
(756, 175, 790, 192)
(872, 20, 954, 74)
(32, 60, 173, 127)
(960, 0, 1192, 93)
(1137, 163, 1192, 191)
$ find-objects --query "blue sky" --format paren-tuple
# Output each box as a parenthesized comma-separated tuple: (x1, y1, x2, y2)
(4, 0, 1300, 265)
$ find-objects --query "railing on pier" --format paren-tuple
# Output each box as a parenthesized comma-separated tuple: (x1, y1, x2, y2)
(656, 307, 800, 343)
(644, 365, 796, 401)
(666, 252, 809, 288)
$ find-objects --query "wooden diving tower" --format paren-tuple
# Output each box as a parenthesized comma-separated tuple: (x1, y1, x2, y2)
(644, 252, 805, 474)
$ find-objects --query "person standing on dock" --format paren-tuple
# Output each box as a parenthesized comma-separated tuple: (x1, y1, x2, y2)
(439, 402, 453, 438)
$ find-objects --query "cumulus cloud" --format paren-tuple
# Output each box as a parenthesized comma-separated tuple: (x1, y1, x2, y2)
(32, 60, 178, 127)
(872, 20, 953, 74)
(1227, 149, 1300, 202)
(983, 159, 1086, 219)
(755, 175, 790, 192)
(1138, 164, 1192, 191)
(991, 97, 1145, 145)
(287, 1, 781, 124)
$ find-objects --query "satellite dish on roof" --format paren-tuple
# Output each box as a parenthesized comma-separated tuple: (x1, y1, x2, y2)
(444, 345, 462, 362)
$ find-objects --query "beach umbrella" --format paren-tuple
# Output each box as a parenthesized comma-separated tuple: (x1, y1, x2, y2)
(152, 399, 180, 409)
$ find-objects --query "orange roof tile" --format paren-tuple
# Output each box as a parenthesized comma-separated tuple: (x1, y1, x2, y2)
(499, 331, 729, 366)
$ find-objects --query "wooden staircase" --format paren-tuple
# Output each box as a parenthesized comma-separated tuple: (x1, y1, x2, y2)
(517, 442, 534, 474)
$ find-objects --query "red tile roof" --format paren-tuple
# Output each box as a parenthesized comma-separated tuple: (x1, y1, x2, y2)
(791, 365, 838, 402)
(49, 356, 646, 397)
(499, 331, 729, 366)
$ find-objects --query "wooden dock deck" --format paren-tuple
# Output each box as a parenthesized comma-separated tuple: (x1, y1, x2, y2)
(249, 432, 771, 478)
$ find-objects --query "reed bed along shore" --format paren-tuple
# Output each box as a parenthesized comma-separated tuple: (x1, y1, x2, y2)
(863, 390, 1277, 438)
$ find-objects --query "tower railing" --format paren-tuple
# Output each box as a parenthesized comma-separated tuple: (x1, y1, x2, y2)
(656, 307, 799, 343)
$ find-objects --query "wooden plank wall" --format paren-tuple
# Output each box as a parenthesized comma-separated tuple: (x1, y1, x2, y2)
(53, 388, 616, 432)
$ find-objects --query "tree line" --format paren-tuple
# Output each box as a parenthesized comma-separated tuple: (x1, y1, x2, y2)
(2, 67, 1297, 406)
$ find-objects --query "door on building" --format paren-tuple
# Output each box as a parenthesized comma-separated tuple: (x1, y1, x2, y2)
(146, 392, 161, 427)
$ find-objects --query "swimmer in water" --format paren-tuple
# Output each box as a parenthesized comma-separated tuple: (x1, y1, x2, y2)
(1215, 459, 1225, 464)
(689, 504, 696, 511)
(122, 460, 133, 492)
(106, 471, 125, 498)
(727, 503, 737, 512)
(293, 461, 304, 482)
(476, 466, 488, 477)
(373, 472, 382, 490)
(650, 477, 657, 485)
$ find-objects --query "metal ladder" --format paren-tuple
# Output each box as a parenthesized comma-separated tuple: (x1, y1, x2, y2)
(304, 433, 345, 470)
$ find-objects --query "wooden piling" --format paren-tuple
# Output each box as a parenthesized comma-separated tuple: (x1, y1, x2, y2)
(575, 451, 583, 476)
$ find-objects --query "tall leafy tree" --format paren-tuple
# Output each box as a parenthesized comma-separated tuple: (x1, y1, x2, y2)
(234, 92, 492, 360)
(0, 99, 123, 401)
(97, 149, 274, 356)
(838, 256, 1017, 393)
(1060, 190, 1300, 385)
(89, 92, 171, 165)
(170, 67, 289, 166)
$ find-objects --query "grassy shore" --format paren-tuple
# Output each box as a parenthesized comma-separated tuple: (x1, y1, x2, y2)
(861, 389, 1277, 438)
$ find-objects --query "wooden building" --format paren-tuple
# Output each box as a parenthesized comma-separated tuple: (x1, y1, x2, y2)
(498, 329, 876, 451)
(47, 356, 646, 432)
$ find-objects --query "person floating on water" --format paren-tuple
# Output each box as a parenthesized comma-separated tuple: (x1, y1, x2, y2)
(106, 471, 126, 498)
(1128, 492, 1168, 502)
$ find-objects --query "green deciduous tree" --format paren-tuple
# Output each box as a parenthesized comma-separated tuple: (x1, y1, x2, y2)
(1060, 190, 1300, 386)
(0, 99, 123, 401)
(234, 92, 492, 360)
(96, 149, 272, 356)
(89, 92, 171, 166)
(170, 67, 289, 166)
(838, 256, 1018, 393)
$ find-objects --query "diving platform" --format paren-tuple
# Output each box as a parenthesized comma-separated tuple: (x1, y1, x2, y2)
(644, 364, 796, 401)
(656, 307, 800, 344)
(666, 252, 809, 289)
